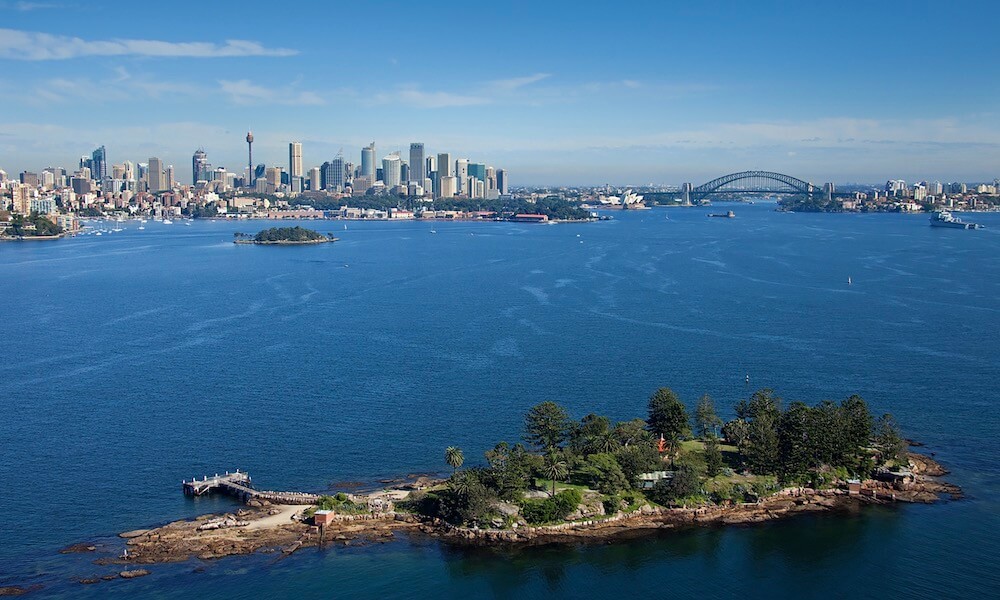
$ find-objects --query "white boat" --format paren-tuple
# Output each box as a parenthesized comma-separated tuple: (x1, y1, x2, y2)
(162, 219, 173, 225)
(138, 226, 145, 230)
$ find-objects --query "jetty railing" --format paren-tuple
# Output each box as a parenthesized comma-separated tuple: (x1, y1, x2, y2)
(182, 470, 320, 505)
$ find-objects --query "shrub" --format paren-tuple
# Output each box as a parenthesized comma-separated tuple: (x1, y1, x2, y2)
(521, 489, 582, 524)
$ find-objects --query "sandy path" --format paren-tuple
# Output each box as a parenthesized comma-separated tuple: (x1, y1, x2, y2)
(245, 505, 312, 530)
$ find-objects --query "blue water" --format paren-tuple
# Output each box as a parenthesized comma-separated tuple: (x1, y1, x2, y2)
(1, 205, 998, 598)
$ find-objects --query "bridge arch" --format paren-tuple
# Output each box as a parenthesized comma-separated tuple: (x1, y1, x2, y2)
(689, 170, 817, 202)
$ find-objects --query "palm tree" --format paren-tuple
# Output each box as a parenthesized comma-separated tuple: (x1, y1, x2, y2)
(445, 446, 464, 474)
(596, 431, 620, 454)
(544, 453, 569, 497)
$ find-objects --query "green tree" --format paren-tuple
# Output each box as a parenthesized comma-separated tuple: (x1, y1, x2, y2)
(543, 452, 569, 496)
(841, 395, 874, 463)
(704, 436, 724, 477)
(722, 419, 749, 449)
(582, 453, 629, 495)
(445, 446, 464, 474)
(695, 394, 722, 438)
(647, 464, 700, 505)
(875, 413, 906, 465)
(746, 413, 780, 475)
(524, 401, 571, 451)
(646, 387, 690, 451)
(614, 443, 661, 487)
(778, 402, 812, 482)
(613, 419, 653, 448)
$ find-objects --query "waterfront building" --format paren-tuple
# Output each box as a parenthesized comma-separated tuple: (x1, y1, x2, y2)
(148, 157, 164, 192)
(30, 197, 56, 214)
(409, 143, 425, 183)
(361, 142, 376, 180)
(192, 149, 208, 184)
(289, 142, 303, 179)
(382, 153, 401, 188)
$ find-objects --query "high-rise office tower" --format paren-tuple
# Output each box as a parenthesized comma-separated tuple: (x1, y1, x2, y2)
(308, 167, 321, 191)
(289, 142, 303, 179)
(147, 157, 164, 192)
(382, 153, 401, 188)
(91, 146, 107, 181)
(425, 155, 436, 177)
(361, 142, 376, 180)
(192, 148, 208, 184)
(455, 159, 469, 193)
(165, 164, 175, 189)
(409, 143, 425, 183)
(497, 169, 509, 195)
(123, 161, 135, 181)
(437, 153, 453, 177)
(326, 155, 346, 190)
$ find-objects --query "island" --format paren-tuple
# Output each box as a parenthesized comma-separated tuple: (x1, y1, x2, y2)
(61, 387, 959, 586)
(233, 226, 337, 245)
(0, 212, 65, 240)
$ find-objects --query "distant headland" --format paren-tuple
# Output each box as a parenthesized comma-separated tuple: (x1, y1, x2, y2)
(233, 226, 337, 245)
(48, 387, 960, 591)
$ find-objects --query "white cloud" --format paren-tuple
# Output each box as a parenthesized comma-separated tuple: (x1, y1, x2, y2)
(218, 80, 325, 106)
(0, 28, 298, 60)
(373, 87, 490, 109)
(487, 73, 551, 91)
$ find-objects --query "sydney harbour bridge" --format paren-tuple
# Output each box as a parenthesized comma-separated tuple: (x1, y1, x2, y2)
(647, 170, 849, 204)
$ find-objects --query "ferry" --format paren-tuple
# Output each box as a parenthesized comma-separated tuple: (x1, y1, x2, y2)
(929, 211, 983, 229)
(708, 211, 735, 218)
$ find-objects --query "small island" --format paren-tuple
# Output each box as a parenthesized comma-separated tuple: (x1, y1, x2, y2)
(234, 226, 337, 245)
(65, 387, 959, 584)
(0, 212, 65, 241)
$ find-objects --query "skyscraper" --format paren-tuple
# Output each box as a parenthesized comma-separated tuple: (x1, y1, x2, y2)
(361, 142, 376, 180)
(325, 155, 346, 190)
(165, 164, 175, 189)
(192, 148, 208, 184)
(455, 159, 469, 193)
(497, 169, 509, 195)
(382, 153, 401, 188)
(437, 153, 453, 177)
(409, 143, 425, 183)
(91, 146, 107, 181)
(308, 167, 321, 191)
(289, 142, 303, 179)
(147, 157, 164, 192)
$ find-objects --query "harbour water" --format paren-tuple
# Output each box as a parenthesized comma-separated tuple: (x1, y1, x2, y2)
(1, 204, 998, 598)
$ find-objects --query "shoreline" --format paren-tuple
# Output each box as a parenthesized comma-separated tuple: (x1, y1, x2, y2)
(31, 450, 958, 592)
(233, 237, 337, 245)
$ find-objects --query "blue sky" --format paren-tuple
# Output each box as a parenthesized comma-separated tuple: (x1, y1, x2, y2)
(1, 0, 998, 185)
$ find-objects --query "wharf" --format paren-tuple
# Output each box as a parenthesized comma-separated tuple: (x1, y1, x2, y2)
(182, 470, 319, 505)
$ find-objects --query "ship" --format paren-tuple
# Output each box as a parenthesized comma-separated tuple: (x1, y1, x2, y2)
(708, 210, 735, 218)
(929, 210, 983, 229)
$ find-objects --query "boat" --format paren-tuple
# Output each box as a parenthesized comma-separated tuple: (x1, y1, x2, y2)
(708, 211, 735, 218)
(162, 219, 173, 225)
(929, 210, 983, 229)
(138, 226, 145, 230)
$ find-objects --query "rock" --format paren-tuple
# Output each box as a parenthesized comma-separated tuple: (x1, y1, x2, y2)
(119, 569, 150, 579)
(101, 575, 118, 581)
(119, 529, 150, 539)
(496, 502, 520, 517)
(78, 579, 101, 585)
(60, 543, 97, 554)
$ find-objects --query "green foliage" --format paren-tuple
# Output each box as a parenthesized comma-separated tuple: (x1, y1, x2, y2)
(524, 401, 571, 451)
(695, 394, 722, 438)
(542, 451, 569, 496)
(646, 387, 690, 446)
(704, 437, 724, 477)
(875, 413, 906, 465)
(722, 419, 749, 449)
(482, 442, 533, 501)
(613, 418, 653, 448)
(4, 212, 63, 237)
(253, 226, 328, 242)
(445, 446, 464, 472)
(570, 413, 614, 454)
(440, 469, 497, 526)
(647, 465, 700, 505)
(742, 389, 782, 475)
(580, 453, 629, 495)
(520, 489, 582, 524)
(315, 493, 366, 514)
(614, 443, 661, 487)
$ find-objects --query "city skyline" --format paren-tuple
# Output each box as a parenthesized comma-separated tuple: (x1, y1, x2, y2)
(1, 1, 999, 184)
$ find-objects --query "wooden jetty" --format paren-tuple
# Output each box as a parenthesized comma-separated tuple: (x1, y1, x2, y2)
(182, 470, 320, 505)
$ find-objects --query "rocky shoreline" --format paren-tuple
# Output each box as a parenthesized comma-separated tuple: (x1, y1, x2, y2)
(31, 451, 957, 592)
